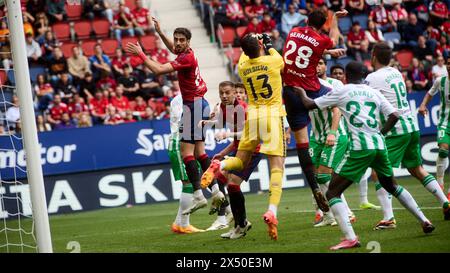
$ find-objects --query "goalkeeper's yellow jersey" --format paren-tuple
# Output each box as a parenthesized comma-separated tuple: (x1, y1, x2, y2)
(238, 48, 286, 120)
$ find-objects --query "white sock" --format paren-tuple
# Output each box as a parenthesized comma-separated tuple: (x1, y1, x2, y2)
(376, 183, 394, 221)
(193, 189, 203, 199)
(211, 184, 220, 195)
(395, 186, 428, 223)
(225, 205, 232, 215)
(269, 204, 278, 217)
(436, 156, 448, 187)
(329, 198, 357, 240)
(422, 175, 449, 206)
(339, 193, 352, 216)
(359, 174, 369, 205)
(175, 207, 182, 225)
(217, 215, 227, 225)
(179, 192, 193, 227)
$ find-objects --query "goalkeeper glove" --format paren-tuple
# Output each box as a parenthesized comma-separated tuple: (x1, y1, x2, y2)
(261, 33, 274, 50)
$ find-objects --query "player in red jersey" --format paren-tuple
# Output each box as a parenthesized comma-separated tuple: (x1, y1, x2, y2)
(126, 18, 225, 215)
(282, 9, 347, 213)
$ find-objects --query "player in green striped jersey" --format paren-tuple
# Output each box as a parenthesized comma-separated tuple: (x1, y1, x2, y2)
(367, 42, 450, 223)
(297, 61, 435, 250)
(419, 56, 450, 203)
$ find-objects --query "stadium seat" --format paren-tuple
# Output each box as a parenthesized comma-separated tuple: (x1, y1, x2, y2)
(125, 0, 136, 10)
(66, 3, 83, 21)
(61, 42, 77, 58)
(92, 19, 110, 38)
(81, 40, 98, 57)
(101, 39, 118, 56)
(338, 17, 352, 35)
(140, 35, 156, 53)
(52, 23, 71, 41)
(6, 70, 15, 86)
(225, 47, 242, 65)
(352, 14, 368, 29)
(396, 50, 413, 70)
(220, 27, 236, 47)
(74, 21, 92, 40)
(121, 36, 139, 50)
(384, 31, 401, 44)
(336, 56, 353, 67)
(29, 66, 46, 83)
(236, 26, 247, 38)
(0, 70, 6, 85)
(326, 58, 336, 76)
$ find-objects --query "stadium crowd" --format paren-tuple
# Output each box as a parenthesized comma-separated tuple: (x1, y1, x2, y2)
(1, 0, 450, 134)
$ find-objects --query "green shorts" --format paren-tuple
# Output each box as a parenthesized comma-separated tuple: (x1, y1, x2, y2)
(385, 131, 422, 169)
(168, 137, 188, 181)
(437, 127, 450, 146)
(335, 149, 393, 183)
(310, 135, 348, 169)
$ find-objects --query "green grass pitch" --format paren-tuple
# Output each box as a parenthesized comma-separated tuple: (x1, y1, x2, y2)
(3, 176, 450, 253)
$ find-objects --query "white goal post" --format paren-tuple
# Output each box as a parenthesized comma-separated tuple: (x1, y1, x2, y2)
(6, 0, 53, 253)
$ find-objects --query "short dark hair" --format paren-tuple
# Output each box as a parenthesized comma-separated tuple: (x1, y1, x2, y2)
(308, 10, 327, 30)
(219, 81, 235, 89)
(173, 27, 192, 40)
(372, 42, 392, 66)
(345, 61, 365, 83)
(241, 34, 260, 59)
(321, 56, 327, 64)
(235, 82, 245, 89)
(330, 64, 344, 74)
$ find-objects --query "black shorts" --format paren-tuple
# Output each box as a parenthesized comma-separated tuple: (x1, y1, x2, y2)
(180, 98, 210, 144)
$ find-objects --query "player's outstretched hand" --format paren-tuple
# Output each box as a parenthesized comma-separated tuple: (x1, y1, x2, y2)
(125, 42, 143, 56)
(418, 105, 428, 116)
(152, 17, 162, 33)
(327, 48, 346, 58)
(335, 9, 348, 18)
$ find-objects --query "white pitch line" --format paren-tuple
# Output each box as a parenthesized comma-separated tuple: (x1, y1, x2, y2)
(295, 207, 441, 213)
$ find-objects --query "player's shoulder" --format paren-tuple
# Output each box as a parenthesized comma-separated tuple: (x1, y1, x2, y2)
(177, 48, 195, 60)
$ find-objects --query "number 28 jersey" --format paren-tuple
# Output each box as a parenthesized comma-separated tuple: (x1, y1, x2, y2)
(283, 26, 333, 91)
(238, 48, 286, 120)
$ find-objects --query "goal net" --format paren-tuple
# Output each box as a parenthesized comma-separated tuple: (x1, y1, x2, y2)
(0, 0, 52, 253)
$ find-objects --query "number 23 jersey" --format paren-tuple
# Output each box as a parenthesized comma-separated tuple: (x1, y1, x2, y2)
(238, 48, 286, 120)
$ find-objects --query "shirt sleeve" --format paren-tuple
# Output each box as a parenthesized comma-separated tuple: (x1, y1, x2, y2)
(428, 76, 442, 96)
(268, 48, 284, 70)
(314, 88, 342, 109)
(170, 53, 194, 71)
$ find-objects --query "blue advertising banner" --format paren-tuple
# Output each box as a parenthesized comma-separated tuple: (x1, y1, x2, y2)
(0, 91, 442, 180)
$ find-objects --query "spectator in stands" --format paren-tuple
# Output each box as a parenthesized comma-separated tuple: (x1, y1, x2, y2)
(142, 106, 155, 120)
(0, 21, 9, 45)
(365, 20, 385, 48)
(47, 0, 67, 24)
(118, 66, 140, 99)
(281, 4, 307, 37)
(271, 29, 285, 54)
(413, 35, 433, 63)
(345, 0, 365, 15)
(89, 44, 112, 79)
(131, 0, 153, 36)
(409, 57, 429, 91)
(0, 39, 11, 71)
(390, 3, 408, 33)
(114, 3, 135, 44)
(288, 0, 308, 14)
(25, 33, 42, 65)
(104, 0, 127, 24)
(68, 46, 92, 85)
(131, 95, 147, 118)
(209, 0, 236, 31)
(27, 0, 46, 16)
(138, 65, 164, 99)
(23, 14, 35, 37)
(56, 73, 78, 102)
(34, 74, 54, 111)
(104, 105, 124, 125)
(248, 0, 267, 20)
(329, 0, 345, 12)
(89, 90, 109, 124)
(429, 0, 449, 28)
(41, 30, 62, 62)
(112, 48, 129, 77)
(225, 0, 247, 27)
(401, 13, 425, 48)
(36, 114, 52, 132)
(243, 17, 261, 37)
(405, 78, 414, 93)
(258, 12, 276, 34)
(156, 101, 170, 119)
(68, 93, 89, 120)
(54, 113, 76, 130)
(79, 72, 96, 99)
(369, 0, 396, 32)
(6, 95, 20, 127)
(77, 112, 93, 127)
(330, 64, 346, 83)
(48, 47, 69, 84)
(347, 21, 369, 61)
(33, 12, 50, 40)
(110, 85, 130, 113)
(266, 0, 283, 23)
(432, 55, 448, 80)
(150, 39, 170, 64)
(84, 0, 106, 20)
(123, 109, 137, 123)
(47, 94, 69, 126)
(423, 24, 440, 53)
(436, 35, 450, 58)
(96, 71, 117, 92)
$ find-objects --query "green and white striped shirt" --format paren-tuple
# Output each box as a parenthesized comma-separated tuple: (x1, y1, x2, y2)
(315, 83, 397, 151)
(429, 76, 450, 131)
(365, 67, 418, 136)
(309, 78, 347, 143)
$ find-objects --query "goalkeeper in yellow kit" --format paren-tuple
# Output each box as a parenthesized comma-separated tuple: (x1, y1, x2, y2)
(201, 33, 286, 240)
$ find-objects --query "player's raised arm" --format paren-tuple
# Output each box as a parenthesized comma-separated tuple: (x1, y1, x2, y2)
(329, 9, 348, 48)
(125, 42, 175, 75)
(152, 17, 176, 54)
(294, 87, 318, 110)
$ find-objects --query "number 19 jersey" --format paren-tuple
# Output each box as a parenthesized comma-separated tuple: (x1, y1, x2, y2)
(282, 26, 333, 91)
(238, 48, 285, 120)
(364, 67, 418, 136)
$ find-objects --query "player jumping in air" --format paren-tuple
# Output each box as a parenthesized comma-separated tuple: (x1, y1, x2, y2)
(201, 34, 286, 240)
(297, 61, 435, 250)
(419, 55, 450, 204)
(126, 18, 225, 215)
(367, 42, 450, 226)
(282, 9, 347, 213)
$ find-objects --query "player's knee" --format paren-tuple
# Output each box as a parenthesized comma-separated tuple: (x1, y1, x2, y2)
(325, 189, 337, 201)
(439, 148, 449, 159)
(378, 175, 396, 194)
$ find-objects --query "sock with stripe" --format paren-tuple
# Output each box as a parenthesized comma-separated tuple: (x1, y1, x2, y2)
(436, 149, 449, 188)
(221, 157, 244, 172)
(393, 186, 428, 223)
(228, 183, 247, 228)
(422, 174, 449, 208)
(183, 155, 201, 191)
(329, 197, 357, 241)
(268, 168, 283, 217)
(359, 174, 369, 205)
(179, 183, 194, 227)
(375, 182, 394, 221)
(340, 193, 352, 216)
(296, 143, 319, 191)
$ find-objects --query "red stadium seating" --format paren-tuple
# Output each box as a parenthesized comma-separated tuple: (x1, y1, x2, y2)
(92, 19, 110, 38)
(121, 36, 139, 50)
(101, 39, 118, 56)
(140, 35, 156, 53)
(74, 21, 92, 40)
(52, 23, 71, 41)
(236, 26, 247, 38)
(0, 70, 6, 85)
(81, 40, 98, 57)
(65, 3, 83, 21)
(225, 47, 242, 65)
(61, 42, 77, 58)
(396, 50, 414, 70)
(219, 27, 235, 47)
